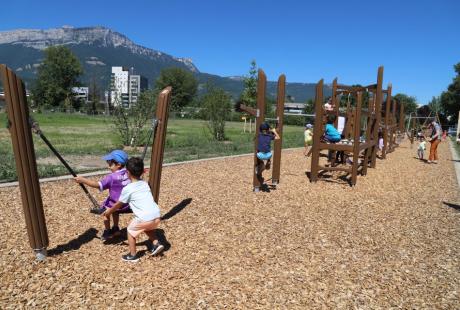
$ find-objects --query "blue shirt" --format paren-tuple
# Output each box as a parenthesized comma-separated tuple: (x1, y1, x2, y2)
(325, 124, 341, 140)
(257, 133, 275, 153)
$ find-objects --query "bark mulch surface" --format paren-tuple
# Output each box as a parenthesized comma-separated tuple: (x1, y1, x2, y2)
(1, 140, 459, 309)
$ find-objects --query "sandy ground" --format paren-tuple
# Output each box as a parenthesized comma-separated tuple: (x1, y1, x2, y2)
(0, 139, 459, 309)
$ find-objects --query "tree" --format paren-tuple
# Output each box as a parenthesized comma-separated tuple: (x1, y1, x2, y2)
(154, 67, 197, 111)
(239, 60, 258, 108)
(112, 89, 157, 146)
(32, 46, 83, 110)
(393, 93, 418, 115)
(440, 62, 460, 125)
(428, 96, 441, 114)
(304, 98, 315, 114)
(201, 85, 232, 141)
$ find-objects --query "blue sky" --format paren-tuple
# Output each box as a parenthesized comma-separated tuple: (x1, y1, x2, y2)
(2, 0, 459, 104)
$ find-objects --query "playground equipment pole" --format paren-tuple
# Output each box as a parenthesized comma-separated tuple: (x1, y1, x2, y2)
(1, 64, 48, 260)
(271, 74, 285, 185)
(29, 120, 100, 210)
(148, 87, 172, 203)
(141, 117, 159, 161)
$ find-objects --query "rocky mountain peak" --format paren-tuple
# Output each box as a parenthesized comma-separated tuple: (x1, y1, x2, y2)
(0, 26, 199, 72)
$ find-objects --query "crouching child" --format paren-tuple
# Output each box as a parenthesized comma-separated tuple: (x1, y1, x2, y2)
(104, 157, 164, 262)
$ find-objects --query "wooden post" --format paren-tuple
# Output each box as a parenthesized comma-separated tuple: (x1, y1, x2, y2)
(351, 92, 363, 186)
(1, 65, 48, 260)
(310, 79, 324, 183)
(382, 84, 392, 159)
(370, 66, 384, 168)
(253, 69, 267, 192)
(398, 102, 405, 133)
(148, 87, 172, 203)
(271, 74, 285, 185)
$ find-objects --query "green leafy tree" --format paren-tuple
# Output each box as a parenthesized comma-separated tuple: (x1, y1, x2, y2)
(304, 98, 315, 114)
(393, 93, 418, 115)
(240, 60, 258, 108)
(154, 67, 197, 111)
(202, 85, 232, 141)
(440, 62, 460, 125)
(32, 46, 83, 110)
(428, 96, 441, 114)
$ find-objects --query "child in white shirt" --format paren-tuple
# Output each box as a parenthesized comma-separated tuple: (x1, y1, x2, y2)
(417, 137, 427, 160)
(103, 157, 164, 262)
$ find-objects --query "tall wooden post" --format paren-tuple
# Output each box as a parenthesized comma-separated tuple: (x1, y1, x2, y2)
(351, 92, 363, 186)
(253, 70, 267, 192)
(370, 66, 384, 168)
(398, 102, 405, 133)
(310, 79, 324, 182)
(271, 74, 285, 185)
(1, 65, 48, 260)
(148, 87, 172, 203)
(382, 84, 392, 159)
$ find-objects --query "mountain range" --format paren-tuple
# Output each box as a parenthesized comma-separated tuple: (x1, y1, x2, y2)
(0, 26, 330, 101)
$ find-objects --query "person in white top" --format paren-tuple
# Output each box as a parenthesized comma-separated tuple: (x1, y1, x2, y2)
(103, 157, 164, 262)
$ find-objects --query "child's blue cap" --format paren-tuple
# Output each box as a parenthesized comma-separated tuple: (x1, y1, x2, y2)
(305, 124, 312, 129)
(260, 122, 270, 131)
(102, 150, 128, 165)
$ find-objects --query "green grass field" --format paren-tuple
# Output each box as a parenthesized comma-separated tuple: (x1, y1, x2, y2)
(0, 112, 305, 182)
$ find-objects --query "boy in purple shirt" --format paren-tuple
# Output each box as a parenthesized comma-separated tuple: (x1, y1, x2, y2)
(75, 150, 130, 241)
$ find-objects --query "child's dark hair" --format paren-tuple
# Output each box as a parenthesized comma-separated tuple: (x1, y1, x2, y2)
(126, 157, 144, 178)
(326, 114, 336, 124)
(106, 159, 125, 168)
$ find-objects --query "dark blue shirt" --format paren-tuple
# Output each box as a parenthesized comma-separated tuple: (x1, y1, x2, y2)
(257, 133, 275, 153)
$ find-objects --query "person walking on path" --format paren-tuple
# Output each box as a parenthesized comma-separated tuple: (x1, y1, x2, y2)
(427, 121, 442, 164)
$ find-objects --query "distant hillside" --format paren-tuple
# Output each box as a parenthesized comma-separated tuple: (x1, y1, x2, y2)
(0, 26, 330, 101)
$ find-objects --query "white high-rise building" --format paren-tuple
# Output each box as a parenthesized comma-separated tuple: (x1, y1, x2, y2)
(110, 67, 148, 108)
(110, 67, 129, 107)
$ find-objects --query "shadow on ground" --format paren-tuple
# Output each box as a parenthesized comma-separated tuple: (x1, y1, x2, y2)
(48, 228, 98, 256)
(161, 198, 192, 220)
(443, 201, 460, 211)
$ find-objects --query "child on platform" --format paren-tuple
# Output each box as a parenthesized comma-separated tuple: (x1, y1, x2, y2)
(256, 122, 280, 174)
(323, 115, 341, 143)
(74, 150, 130, 241)
(104, 157, 164, 262)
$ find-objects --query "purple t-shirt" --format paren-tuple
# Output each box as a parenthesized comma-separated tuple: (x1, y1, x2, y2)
(98, 168, 130, 210)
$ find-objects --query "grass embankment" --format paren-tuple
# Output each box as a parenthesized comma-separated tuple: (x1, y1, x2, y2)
(0, 113, 304, 182)
(451, 136, 460, 157)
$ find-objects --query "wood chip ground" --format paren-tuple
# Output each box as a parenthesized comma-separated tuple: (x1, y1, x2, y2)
(1, 140, 459, 309)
